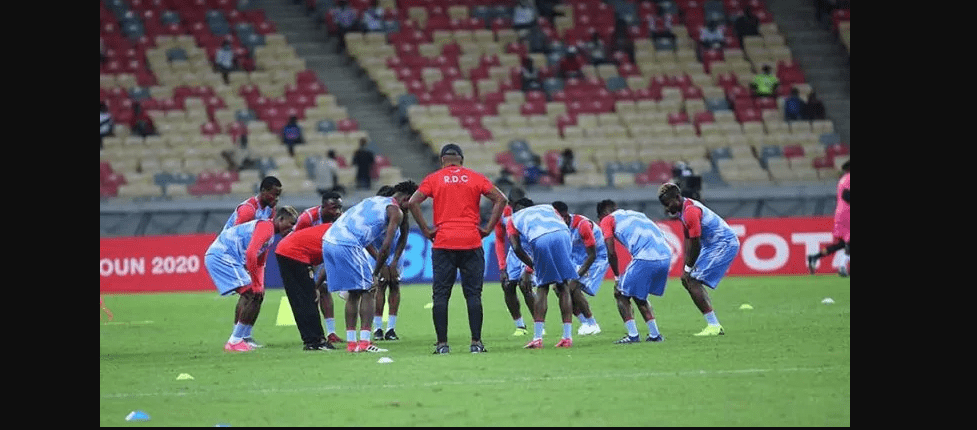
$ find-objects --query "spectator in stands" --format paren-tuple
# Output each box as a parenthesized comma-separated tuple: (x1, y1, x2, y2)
(361, 0, 385, 33)
(733, 8, 761, 48)
(804, 91, 827, 120)
(523, 154, 547, 186)
(352, 137, 375, 190)
(584, 32, 611, 66)
(129, 102, 156, 138)
(559, 45, 585, 79)
(536, 0, 563, 25)
(697, 21, 726, 60)
(222, 133, 256, 171)
(512, 0, 538, 38)
(281, 116, 305, 157)
(750, 65, 779, 98)
(100, 102, 114, 150)
(648, 12, 677, 45)
(558, 147, 577, 182)
(214, 40, 236, 85)
(331, 0, 359, 53)
(313, 148, 344, 195)
(783, 88, 807, 121)
(520, 57, 543, 92)
(611, 20, 635, 65)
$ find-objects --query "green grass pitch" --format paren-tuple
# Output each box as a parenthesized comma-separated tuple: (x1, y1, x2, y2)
(100, 275, 850, 426)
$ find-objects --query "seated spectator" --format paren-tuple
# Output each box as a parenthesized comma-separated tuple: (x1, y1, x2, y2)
(281, 116, 305, 157)
(733, 8, 761, 48)
(520, 57, 542, 92)
(221, 133, 256, 171)
(584, 32, 611, 66)
(804, 91, 826, 120)
(698, 21, 726, 59)
(783, 88, 807, 121)
(523, 155, 547, 186)
(314, 149, 346, 195)
(535, 0, 563, 24)
(559, 147, 576, 176)
(361, 0, 385, 33)
(559, 46, 585, 79)
(750, 65, 779, 98)
(129, 102, 156, 138)
(330, 0, 359, 53)
(611, 20, 635, 64)
(100, 102, 114, 149)
(214, 40, 237, 85)
(513, 0, 538, 37)
(648, 13, 677, 44)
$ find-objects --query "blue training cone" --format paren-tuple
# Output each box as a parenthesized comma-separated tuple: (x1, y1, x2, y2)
(125, 411, 150, 421)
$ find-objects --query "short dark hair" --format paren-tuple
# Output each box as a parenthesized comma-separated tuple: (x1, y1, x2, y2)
(513, 197, 534, 211)
(552, 201, 569, 214)
(841, 160, 850, 172)
(596, 199, 616, 217)
(260, 176, 282, 191)
(321, 191, 342, 204)
(376, 185, 396, 197)
(393, 180, 418, 196)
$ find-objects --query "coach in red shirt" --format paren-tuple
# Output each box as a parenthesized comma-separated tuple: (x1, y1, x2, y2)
(408, 143, 508, 354)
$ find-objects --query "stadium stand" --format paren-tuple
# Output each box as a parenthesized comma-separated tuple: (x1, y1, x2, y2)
(100, 0, 403, 201)
(325, 0, 849, 191)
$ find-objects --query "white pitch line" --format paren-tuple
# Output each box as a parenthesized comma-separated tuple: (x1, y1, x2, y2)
(100, 366, 844, 399)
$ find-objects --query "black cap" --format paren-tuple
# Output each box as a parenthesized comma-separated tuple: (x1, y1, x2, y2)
(440, 143, 464, 158)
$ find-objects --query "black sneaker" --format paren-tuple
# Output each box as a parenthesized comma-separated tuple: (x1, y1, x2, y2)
(470, 342, 487, 353)
(806, 255, 818, 274)
(384, 329, 400, 341)
(373, 328, 384, 341)
(303, 341, 336, 351)
(645, 334, 665, 342)
(433, 343, 450, 354)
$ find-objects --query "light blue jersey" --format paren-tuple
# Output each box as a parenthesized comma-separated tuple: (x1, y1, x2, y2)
(222, 196, 274, 232)
(205, 220, 274, 296)
(568, 214, 609, 296)
(680, 198, 740, 289)
(509, 205, 577, 286)
(604, 209, 671, 262)
(323, 196, 396, 248)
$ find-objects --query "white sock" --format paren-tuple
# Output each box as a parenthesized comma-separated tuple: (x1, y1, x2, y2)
(373, 316, 383, 331)
(386, 315, 397, 331)
(624, 319, 639, 337)
(325, 318, 336, 335)
(646, 319, 660, 338)
(704, 311, 720, 326)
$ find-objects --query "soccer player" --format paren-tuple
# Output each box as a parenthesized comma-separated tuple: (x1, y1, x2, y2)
(322, 180, 418, 353)
(371, 186, 410, 341)
(275, 222, 337, 351)
(507, 198, 580, 349)
(221, 176, 282, 232)
(408, 143, 508, 354)
(597, 200, 672, 344)
(219, 175, 283, 348)
(552, 201, 603, 336)
(205, 206, 299, 352)
(807, 160, 849, 277)
(294, 191, 344, 343)
(493, 202, 536, 336)
(658, 183, 741, 336)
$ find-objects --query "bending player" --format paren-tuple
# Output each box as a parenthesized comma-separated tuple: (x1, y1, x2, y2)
(494, 200, 537, 336)
(552, 201, 603, 336)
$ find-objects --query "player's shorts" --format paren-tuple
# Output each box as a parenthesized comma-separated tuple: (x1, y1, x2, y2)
(833, 215, 850, 243)
(205, 252, 259, 296)
(323, 243, 374, 292)
(528, 231, 578, 286)
(692, 237, 740, 289)
(576, 257, 609, 296)
(505, 249, 529, 282)
(618, 258, 670, 298)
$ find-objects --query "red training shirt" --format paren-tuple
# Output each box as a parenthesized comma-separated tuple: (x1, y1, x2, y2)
(274, 223, 332, 266)
(418, 165, 494, 250)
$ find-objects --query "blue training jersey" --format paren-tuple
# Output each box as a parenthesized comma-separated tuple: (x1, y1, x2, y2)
(206, 220, 273, 261)
(569, 214, 608, 264)
(604, 209, 671, 261)
(323, 196, 396, 248)
(509, 204, 569, 243)
(680, 198, 738, 247)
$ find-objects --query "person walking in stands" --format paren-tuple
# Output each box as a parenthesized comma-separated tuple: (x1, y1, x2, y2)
(597, 199, 672, 344)
(658, 183, 741, 336)
(322, 181, 418, 353)
(807, 160, 849, 277)
(352, 138, 375, 190)
(294, 191, 345, 344)
(205, 207, 299, 352)
(408, 143, 508, 354)
(372, 185, 410, 341)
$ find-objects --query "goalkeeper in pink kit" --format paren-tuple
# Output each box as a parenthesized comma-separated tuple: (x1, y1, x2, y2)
(807, 161, 849, 276)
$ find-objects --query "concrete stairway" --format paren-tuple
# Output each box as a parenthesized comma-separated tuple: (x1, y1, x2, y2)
(764, 0, 851, 146)
(244, 0, 438, 183)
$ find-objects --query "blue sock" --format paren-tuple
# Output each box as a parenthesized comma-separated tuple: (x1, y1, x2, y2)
(587, 316, 597, 326)
(359, 330, 371, 341)
(386, 315, 397, 331)
(562, 323, 572, 339)
(514, 317, 525, 328)
(534, 321, 545, 340)
(346, 330, 356, 342)
(646, 319, 660, 338)
(229, 323, 248, 342)
(576, 313, 587, 324)
(325, 318, 336, 335)
(373, 316, 383, 330)
(241, 324, 253, 338)
(704, 311, 720, 326)
(624, 319, 639, 337)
